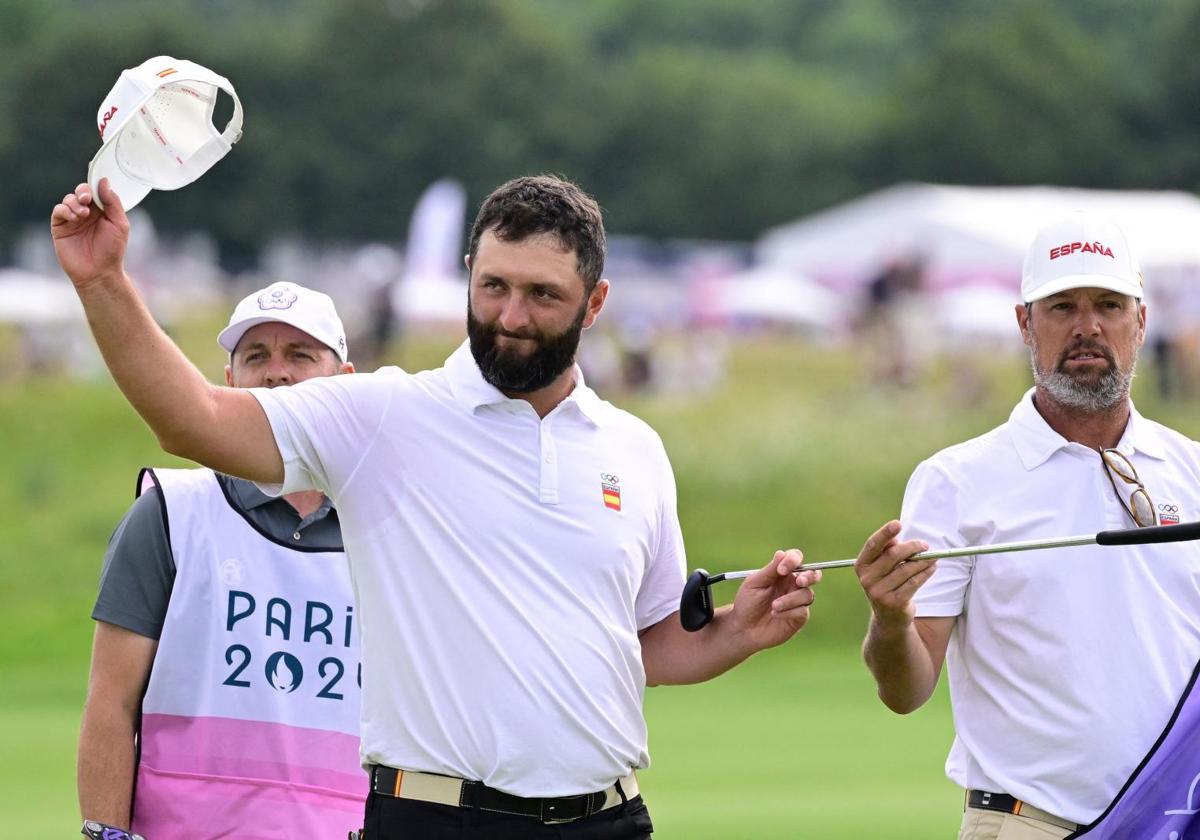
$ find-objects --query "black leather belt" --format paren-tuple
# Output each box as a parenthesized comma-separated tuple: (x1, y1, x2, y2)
(967, 790, 1080, 831)
(370, 766, 633, 824)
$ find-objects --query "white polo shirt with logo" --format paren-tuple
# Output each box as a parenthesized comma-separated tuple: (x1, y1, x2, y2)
(250, 341, 686, 797)
(907, 389, 1200, 824)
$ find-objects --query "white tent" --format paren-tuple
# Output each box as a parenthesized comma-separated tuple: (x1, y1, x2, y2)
(393, 276, 468, 326)
(0, 268, 103, 378)
(0, 269, 85, 324)
(935, 285, 1022, 340)
(714, 265, 845, 331)
(757, 183, 1200, 294)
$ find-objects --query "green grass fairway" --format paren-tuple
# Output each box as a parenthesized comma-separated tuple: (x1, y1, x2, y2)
(4, 328, 1196, 836)
(1, 662, 89, 834)
(2, 643, 957, 837)
(641, 641, 959, 837)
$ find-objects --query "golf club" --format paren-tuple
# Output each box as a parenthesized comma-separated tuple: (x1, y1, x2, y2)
(679, 520, 1200, 631)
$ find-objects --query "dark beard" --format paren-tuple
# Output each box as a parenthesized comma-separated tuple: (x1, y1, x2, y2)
(467, 302, 586, 393)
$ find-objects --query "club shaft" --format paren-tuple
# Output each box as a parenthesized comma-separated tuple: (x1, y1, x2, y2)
(719, 533, 1099, 580)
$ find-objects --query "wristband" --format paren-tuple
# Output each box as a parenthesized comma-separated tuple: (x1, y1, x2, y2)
(81, 821, 147, 840)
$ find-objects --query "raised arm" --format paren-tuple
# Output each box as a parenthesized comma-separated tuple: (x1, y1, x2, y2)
(51, 181, 281, 482)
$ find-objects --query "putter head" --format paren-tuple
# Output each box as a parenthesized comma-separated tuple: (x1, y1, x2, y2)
(680, 568, 715, 632)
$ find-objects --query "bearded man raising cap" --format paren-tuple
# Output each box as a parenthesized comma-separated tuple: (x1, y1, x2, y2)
(853, 213, 1200, 839)
(52, 174, 822, 839)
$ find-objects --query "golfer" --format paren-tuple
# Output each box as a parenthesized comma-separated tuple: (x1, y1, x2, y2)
(77, 282, 364, 837)
(52, 174, 820, 839)
(855, 213, 1200, 838)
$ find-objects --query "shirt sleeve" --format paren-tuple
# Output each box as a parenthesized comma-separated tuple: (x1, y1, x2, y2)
(635, 443, 688, 630)
(905, 459, 973, 618)
(92, 487, 175, 639)
(249, 371, 394, 499)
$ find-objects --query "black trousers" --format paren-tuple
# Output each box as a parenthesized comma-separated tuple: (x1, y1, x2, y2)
(360, 790, 654, 839)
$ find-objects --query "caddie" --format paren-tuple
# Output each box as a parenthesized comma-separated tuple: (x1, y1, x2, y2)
(77, 282, 364, 838)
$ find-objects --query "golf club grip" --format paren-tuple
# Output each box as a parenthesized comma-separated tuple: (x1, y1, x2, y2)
(1095, 520, 1200, 546)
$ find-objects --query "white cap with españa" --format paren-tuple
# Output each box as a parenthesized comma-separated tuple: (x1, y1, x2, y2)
(88, 55, 243, 211)
(1021, 212, 1143, 303)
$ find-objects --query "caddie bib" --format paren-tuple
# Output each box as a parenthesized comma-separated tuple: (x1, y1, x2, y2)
(131, 468, 365, 838)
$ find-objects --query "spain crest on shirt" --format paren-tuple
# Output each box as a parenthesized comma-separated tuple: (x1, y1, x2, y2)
(601, 473, 621, 511)
(1159, 502, 1181, 526)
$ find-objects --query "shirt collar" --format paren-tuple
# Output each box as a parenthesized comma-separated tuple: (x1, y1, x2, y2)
(221, 473, 278, 510)
(1116, 402, 1167, 461)
(1009, 388, 1167, 470)
(218, 473, 336, 519)
(444, 340, 605, 427)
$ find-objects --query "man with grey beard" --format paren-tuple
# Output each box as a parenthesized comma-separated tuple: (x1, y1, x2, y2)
(851, 213, 1200, 839)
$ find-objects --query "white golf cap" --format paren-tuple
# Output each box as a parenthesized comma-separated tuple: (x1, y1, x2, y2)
(1021, 212, 1143, 303)
(218, 282, 349, 362)
(88, 55, 243, 211)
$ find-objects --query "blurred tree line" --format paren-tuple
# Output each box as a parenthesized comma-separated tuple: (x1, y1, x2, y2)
(2, 0, 1199, 266)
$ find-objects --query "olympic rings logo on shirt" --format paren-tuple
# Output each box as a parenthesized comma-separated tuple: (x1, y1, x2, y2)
(600, 473, 620, 484)
(1158, 503, 1179, 513)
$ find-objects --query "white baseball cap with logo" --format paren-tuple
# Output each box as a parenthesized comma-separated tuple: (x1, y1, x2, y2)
(1021, 212, 1144, 303)
(218, 282, 349, 362)
(88, 55, 243, 211)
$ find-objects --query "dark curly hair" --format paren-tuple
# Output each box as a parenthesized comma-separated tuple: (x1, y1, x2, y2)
(467, 174, 606, 292)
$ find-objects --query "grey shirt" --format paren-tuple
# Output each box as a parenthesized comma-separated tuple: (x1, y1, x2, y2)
(92, 472, 343, 639)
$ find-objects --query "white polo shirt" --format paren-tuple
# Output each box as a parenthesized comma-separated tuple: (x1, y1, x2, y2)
(907, 389, 1200, 824)
(250, 342, 686, 797)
